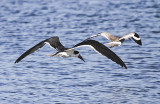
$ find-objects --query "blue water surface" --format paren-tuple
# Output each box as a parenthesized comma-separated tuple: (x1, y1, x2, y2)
(0, 0, 160, 104)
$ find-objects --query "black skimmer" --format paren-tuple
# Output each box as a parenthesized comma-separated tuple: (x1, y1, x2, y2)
(15, 36, 85, 63)
(15, 36, 127, 69)
(86, 32, 142, 48)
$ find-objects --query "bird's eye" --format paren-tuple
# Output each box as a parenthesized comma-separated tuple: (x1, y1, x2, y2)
(74, 51, 79, 54)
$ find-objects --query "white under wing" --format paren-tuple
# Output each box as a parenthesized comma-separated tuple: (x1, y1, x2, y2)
(132, 35, 141, 40)
(44, 42, 58, 50)
(68, 45, 105, 57)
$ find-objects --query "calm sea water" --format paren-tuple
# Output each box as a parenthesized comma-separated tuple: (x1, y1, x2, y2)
(0, 0, 160, 104)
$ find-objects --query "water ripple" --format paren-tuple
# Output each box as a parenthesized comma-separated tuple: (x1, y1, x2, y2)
(0, 0, 160, 104)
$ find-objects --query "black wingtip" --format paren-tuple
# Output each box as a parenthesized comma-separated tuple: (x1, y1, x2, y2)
(14, 60, 19, 64)
(120, 61, 127, 69)
(131, 37, 142, 46)
(124, 65, 127, 69)
(138, 40, 142, 45)
(14, 56, 23, 64)
(135, 39, 142, 45)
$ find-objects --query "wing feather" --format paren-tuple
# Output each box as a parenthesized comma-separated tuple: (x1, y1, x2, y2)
(71, 40, 127, 69)
(15, 36, 66, 63)
(86, 32, 120, 42)
(85, 33, 101, 40)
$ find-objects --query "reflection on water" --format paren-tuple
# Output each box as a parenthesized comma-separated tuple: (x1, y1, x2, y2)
(0, 0, 160, 104)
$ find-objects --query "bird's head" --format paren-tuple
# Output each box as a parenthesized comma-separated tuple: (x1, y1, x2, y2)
(74, 51, 85, 62)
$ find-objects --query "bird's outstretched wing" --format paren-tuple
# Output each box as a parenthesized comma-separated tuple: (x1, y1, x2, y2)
(15, 36, 66, 63)
(85, 33, 102, 40)
(69, 40, 127, 69)
(119, 32, 142, 45)
(86, 32, 119, 42)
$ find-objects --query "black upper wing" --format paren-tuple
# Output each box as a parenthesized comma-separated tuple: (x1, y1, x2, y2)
(46, 36, 66, 51)
(71, 40, 127, 69)
(15, 36, 66, 63)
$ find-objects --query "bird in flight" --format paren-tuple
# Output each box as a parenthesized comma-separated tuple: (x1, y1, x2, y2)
(15, 36, 85, 63)
(15, 36, 127, 69)
(86, 32, 142, 48)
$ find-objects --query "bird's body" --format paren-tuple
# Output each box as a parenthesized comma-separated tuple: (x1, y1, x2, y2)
(86, 32, 142, 48)
(48, 49, 77, 58)
(15, 36, 127, 69)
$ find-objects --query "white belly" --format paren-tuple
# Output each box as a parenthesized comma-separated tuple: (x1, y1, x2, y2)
(56, 50, 74, 58)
